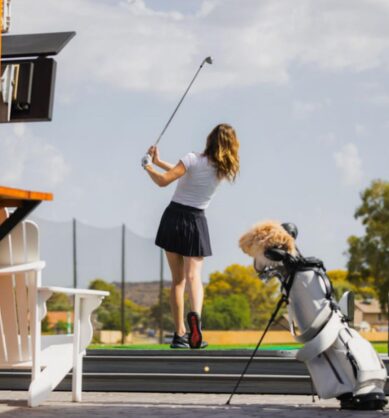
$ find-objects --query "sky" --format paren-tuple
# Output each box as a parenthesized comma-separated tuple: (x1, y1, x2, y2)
(0, 0, 389, 286)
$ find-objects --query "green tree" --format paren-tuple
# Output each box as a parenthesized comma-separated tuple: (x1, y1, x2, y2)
(53, 320, 68, 334)
(149, 288, 177, 332)
(89, 278, 144, 333)
(206, 264, 281, 328)
(126, 299, 149, 331)
(41, 316, 50, 333)
(346, 180, 389, 310)
(203, 294, 251, 330)
(327, 270, 377, 301)
(47, 293, 72, 311)
(89, 279, 120, 306)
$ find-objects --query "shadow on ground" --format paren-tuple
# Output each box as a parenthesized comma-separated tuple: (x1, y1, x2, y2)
(0, 401, 385, 418)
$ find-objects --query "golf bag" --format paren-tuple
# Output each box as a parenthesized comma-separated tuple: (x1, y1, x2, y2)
(260, 229, 387, 410)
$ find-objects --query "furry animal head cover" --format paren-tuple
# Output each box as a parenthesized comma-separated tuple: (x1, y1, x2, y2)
(239, 220, 296, 259)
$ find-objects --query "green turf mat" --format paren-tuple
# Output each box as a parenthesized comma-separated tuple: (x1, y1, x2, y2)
(88, 342, 388, 353)
(88, 343, 302, 351)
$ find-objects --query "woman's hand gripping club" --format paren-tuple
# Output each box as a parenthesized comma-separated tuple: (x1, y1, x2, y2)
(141, 146, 158, 169)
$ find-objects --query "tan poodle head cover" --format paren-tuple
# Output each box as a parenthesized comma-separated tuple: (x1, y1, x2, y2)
(239, 220, 296, 262)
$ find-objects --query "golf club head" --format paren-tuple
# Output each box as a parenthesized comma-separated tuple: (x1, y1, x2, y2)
(204, 56, 213, 65)
(282, 222, 298, 239)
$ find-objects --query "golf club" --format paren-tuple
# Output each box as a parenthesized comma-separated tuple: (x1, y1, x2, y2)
(226, 295, 287, 405)
(142, 56, 213, 167)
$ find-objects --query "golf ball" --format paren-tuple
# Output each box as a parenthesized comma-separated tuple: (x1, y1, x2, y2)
(204, 366, 210, 372)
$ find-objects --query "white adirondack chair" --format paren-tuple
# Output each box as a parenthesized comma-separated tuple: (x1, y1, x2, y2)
(0, 208, 109, 407)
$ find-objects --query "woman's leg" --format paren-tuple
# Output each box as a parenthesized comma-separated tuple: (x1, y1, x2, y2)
(183, 256, 204, 314)
(165, 251, 186, 335)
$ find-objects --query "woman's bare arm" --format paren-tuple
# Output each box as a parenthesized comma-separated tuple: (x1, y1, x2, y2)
(145, 161, 186, 187)
(154, 159, 175, 171)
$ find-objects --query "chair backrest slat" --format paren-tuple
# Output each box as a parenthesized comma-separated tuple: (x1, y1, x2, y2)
(25, 221, 39, 264)
(15, 273, 30, 361)
(10, 223, 26, 265)
(0, 308, 7, 362)
(0, 212, 41, 365)
(0, 208, 12, 265)
(0, 276, 21, 363)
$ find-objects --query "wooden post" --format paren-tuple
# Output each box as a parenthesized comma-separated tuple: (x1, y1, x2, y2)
(72, 218, 77, 288)
(159, 248, 164, 344)
(121, 224, 126, 345)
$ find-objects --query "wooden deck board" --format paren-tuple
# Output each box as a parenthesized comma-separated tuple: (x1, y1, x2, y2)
(0, 186, 53, 204)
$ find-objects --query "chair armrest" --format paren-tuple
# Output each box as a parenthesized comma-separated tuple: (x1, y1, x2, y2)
(0, 261, 45, 275)
(36, 286, 108, 325)
(39, 287, 109, 358)
(39, 286, 109, 298)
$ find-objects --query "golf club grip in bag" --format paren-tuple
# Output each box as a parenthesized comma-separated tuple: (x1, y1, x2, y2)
(286, 258, 387, 408)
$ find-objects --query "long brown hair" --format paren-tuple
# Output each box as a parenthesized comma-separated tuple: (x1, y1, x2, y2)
(203, 123, 240, 181)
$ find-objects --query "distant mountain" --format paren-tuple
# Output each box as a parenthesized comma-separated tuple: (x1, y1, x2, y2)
(113, 280, 172, 307)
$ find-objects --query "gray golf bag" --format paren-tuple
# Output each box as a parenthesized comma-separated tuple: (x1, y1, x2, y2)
(258, 223, 387, 410)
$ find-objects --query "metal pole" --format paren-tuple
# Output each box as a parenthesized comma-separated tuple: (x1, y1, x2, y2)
(121, 224, 126, 345)
(159, 248, 164, 344)
(387, 292, 389, 356)
(72, 218, 77, 288)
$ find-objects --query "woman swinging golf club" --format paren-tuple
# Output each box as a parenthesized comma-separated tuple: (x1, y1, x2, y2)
(143, 124, 240, 348)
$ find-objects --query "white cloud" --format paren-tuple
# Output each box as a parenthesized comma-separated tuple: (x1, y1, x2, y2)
(10, 0, 389, 96)
(0, 126, 70, 188)
(358, 81, 389, 106)
(318, 132, 337, 145)
(334, 143, 363, 186)
(292, 100, 322, 119)
(368, 94, 389, 106)
(355, 123, 368, 137)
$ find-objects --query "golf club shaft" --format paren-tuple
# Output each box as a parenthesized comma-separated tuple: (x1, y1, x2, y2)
(226, 295, 287, 405)
(154, 60, 208, 146)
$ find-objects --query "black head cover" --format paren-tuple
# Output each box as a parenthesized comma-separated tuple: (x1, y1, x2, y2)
(281, 223, 298, 239)
(264, 247, 289, 262)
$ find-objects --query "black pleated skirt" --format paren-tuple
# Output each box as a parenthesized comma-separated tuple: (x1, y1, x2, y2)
(155, 201, 212, 257)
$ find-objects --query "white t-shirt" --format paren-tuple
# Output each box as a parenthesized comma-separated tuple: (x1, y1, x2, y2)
(171, 152, 220, 209)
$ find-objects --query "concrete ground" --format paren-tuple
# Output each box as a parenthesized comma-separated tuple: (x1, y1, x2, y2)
(0, 392, 387, 418)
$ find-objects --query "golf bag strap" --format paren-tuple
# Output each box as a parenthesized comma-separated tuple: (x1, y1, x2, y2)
(297, 257, 325, 270)
(316, 269, 333, 299)
(296, 312, 342, 362)
(293, 302, 333, 343)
